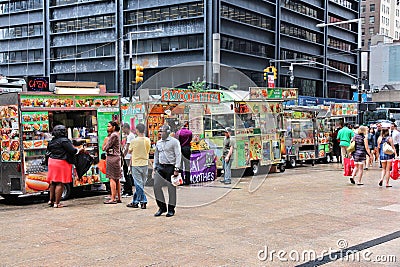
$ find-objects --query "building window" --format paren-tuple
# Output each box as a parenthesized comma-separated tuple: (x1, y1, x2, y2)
(369, 16, 375, 23)
(370, 4, 375, 12)
(221, 3, 274, 30)
(361, 5, 366, 12)
(52, 15, 115, 33)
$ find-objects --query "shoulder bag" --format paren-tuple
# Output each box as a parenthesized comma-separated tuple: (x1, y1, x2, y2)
(347, 140, 356, 153)
(383, 142, 395, 155)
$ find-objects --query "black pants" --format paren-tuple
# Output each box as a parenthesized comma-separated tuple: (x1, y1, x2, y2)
(396, 144, 399, 156)
(153, 164, 176, 212)
(122, 159, 133, 195)
(181, 146, 191, 185)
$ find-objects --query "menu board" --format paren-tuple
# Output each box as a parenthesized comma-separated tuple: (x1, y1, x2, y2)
(331, 103, 358, 116)
(97, 108, 119, 182)
(1, 105, 20, 162)
(21, 111, 49, 133)
(249, 87, 298, 100)
(20, 95, 119, 109)
(189, 104, 204, 136)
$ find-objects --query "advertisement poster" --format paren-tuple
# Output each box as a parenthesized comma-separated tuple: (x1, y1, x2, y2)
(262, 141, 271, 163)
(190, 150, 217, 184)
(235, 139, 248, 168)
(97, 108, 119, 182)
(1, 105, 20, 162)
(249, 136, 262, 160)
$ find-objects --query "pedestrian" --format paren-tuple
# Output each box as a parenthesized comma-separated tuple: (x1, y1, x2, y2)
(377, 128, 397, 187)
(102, 121, 122, 204)
(337, 123, 354, 166)
(47, 125, 83, 208)
(121, 123, 135, 197)
(349, 126, 372, 185)
(332, 127, 341, 163)
(126, 123, 151, 209)
(366, 126, 376, 169)
(176, 121, 193, 185)
(153, 125, 181, 217)
(374, 123, 382, 167)
(220, 127, 235, 185)
(390, 123, 400, 155)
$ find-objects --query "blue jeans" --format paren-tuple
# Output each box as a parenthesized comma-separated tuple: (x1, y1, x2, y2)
(131, 166, 148, 204)
(223, 159, 232, 183)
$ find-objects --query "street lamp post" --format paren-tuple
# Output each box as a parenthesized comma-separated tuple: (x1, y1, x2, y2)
(316, 19, 362, 124)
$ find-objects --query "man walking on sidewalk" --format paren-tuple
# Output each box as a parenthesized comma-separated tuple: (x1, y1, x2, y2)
(153, 125, 181, 217)
(337, 123, 354, 166)
(221, 127, 235, 184)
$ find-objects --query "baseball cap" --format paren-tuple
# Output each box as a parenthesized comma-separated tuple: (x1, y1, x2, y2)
(224, 127, 233, 133)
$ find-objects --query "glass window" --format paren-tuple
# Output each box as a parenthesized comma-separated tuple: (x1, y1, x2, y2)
(370, 4, 375, 12)
(153, 9, 161, 21)
(161, 38, 169, 51)
(170, 6, 179, 20)
(179, 4, 188, 18)
(161, 7, 170, 20)
(188, 3, 198, 17)
(179, 36, 188, 49)
(188, 35, 197, 49)
(369, 16, 375, 23)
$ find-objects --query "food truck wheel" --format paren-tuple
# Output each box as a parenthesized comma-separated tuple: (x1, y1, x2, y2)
(311, 160, 315, 166)
(61, 183, 71, 200)
(279, 164, 286, 173)
(289, 158, 297, 168)
(251, 161, 260, 176)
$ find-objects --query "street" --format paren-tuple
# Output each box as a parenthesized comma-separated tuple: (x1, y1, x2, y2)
(1, 163, 399, 266)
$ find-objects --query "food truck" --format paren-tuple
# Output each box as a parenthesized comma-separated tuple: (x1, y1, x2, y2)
(283, 107, 319, 167)
(202, 88, 298, 175)
(0, 90, 120, 200)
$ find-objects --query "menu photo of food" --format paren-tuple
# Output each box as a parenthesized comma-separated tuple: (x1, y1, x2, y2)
(0, 105, 18, 118)
(1, 150, 20, 162)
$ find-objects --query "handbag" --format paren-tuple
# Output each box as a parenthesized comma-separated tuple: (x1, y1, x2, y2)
(171, 173, 183, 186)
(347, 141, 355, 153)
(383, 142, 394, 155)
(41, 150, 51, 166)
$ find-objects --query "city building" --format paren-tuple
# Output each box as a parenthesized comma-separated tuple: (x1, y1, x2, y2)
(360, 0, 400, 51)
(0, 0, 360, 99)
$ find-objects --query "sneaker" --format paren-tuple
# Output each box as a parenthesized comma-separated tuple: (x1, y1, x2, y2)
(121, 194, 132, 198)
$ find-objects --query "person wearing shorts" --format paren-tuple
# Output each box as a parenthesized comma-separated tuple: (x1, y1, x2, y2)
(350, 126, 372, 185)
(377, 128, 397, 187)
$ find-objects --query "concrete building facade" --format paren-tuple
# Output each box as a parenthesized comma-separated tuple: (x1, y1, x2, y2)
(0, 0, 360, 99)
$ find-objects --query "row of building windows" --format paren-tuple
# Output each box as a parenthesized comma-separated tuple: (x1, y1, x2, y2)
(221, 36, 273, 58)
(329, 15, 352, 30)
(0, 0, 42, 14)
(130, 34, 203, 54)
(280, 23, 322, 43)
(328, 37, 352, 51)
(50, 0, 100, 6)
(221, 4, 273, 30)
(280, 49, 321, 63)
(51, 43, 114, 60)
(380, 28, 389, 36)
(125, 2, 203, 25)
(381, 4, 390, 15)
(0, 49, 42, 63)
(329, 0, 354, 10)
(382, 16, 389, 26)
(328, 60, 351, 73)
(362, 27, 375, 35)
(283, 0, 321, 19)
(361, 16, 375, 25)
(0, 24, 42, 39)
(361, 4, 375, 12)
(52, 15, 115, 33)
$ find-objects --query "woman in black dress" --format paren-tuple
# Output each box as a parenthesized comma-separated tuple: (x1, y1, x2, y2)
(350, 126, 372, 185)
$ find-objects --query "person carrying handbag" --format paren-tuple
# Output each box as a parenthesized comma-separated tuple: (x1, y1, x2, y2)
(349, 126, 372, 185)
(377, 127, 397, 187)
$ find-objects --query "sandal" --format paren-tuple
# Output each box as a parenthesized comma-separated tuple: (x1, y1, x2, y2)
(48, 201, 54, 207)
(53, 203, 64, 208)
(116, 200, 122, 203)
(104, 200, 117, 204)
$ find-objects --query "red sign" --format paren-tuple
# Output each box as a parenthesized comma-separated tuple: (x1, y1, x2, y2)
(267, 74, 275, 88)
(27, 77, 49, 92)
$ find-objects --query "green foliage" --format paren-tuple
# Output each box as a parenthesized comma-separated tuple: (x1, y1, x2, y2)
(187, 78, 208, 91)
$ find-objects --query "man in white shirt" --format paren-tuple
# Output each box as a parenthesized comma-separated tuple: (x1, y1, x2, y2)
(121, 123, 136, 196)
(391, 123, 400, 155)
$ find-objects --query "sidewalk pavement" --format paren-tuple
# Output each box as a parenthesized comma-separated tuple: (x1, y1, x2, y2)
(0, 163, 399, 266)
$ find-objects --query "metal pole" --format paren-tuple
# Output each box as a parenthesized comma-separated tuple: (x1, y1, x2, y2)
(129, 33, 133, 102)
(357, 23, 362, 125)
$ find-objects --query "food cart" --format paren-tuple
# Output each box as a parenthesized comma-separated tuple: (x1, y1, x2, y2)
(0, 91, 120, 200)
(283, 107, 319, 167)
(203, 88, 298, 175)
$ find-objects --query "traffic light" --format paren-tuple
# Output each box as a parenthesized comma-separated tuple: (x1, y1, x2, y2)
(263, 67, 270, 80)
(135, 64, 144, 83)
